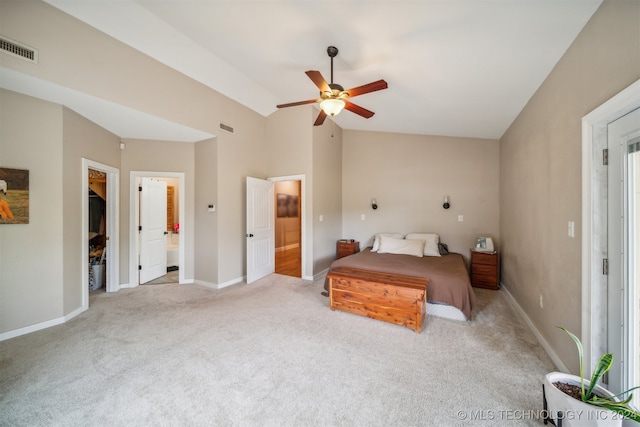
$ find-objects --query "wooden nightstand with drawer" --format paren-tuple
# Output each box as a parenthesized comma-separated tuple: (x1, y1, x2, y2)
(470, 250, 500, 290)
(337, 240, 360, 259)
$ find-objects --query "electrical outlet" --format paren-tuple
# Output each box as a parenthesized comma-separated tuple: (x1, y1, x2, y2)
(319, 215, 323, 222)
(361, 214, 366, 221)
(458, 215, 464, 222)
(568, 221, 575, 238)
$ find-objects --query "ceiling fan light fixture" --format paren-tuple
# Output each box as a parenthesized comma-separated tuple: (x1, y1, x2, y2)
(320, 98, 345, 116)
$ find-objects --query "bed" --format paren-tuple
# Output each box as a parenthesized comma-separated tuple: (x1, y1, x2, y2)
(324, 238, 477, 322)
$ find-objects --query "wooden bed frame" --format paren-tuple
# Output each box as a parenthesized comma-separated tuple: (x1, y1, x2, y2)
(326, 267, 429, 333)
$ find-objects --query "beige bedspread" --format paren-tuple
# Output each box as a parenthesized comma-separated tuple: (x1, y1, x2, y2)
(324, 248, 476, 320)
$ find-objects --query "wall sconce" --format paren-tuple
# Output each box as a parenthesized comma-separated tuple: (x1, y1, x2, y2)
(371, 198, 378, 210)
(443, 196, 450, 209)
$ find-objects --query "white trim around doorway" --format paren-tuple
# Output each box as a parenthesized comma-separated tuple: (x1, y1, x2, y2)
(82, 158, 120, 306)
(128, 171, 186, 287)
(582, 79, 640, 374)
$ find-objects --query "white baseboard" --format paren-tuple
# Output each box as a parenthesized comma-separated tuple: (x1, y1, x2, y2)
(193, 279, 217, 289)
(64, 305, 86, 322)
(0, 317, 64, 341)
(313, 268, 329, 282)
(193, 276, 243, 290)
(217, 277, 244, 289)
(1, 304, 87, 342)
(501, 282, 569, 372)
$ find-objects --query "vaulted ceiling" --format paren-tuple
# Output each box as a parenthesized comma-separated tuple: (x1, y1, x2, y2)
(34, 1, 602, 140)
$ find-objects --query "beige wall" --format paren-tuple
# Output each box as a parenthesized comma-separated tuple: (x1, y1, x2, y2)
(215, 108, 267, 284)
(266, 106, 344, 278)
(266, 107, 314, 277)
(342, 130, 500, 259)
(0, 1, 232, 137)
(0, 90, 120, 333)
(312, 118, 343, 273)
(500, 0, 640, 373)
(0, 90, 64, 332)
(62, 107, 121, 313)
(194, 138, 218, 286)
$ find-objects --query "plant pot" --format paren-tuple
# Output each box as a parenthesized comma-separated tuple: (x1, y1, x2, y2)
(544, 372, 624, 427)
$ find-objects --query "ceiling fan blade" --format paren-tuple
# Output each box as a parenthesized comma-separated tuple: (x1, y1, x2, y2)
(313, 110, 327, 126)
(276, 99, 318, 108)
(306, 70, 330, 93)
(344, 79, 388, 98)
(344, 101, 375, 119)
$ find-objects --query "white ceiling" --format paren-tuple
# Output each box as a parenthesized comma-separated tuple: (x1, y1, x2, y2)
(35, 0, 602, 140)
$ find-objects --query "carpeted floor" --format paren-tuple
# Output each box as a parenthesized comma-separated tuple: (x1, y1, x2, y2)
(0, 274, 555, 426)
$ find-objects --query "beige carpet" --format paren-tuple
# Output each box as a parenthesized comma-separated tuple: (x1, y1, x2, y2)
(0, 274, 555, 426)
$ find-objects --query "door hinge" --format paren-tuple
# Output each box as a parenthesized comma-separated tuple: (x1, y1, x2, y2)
(138, 186, 142, 192)
(603, 258, 609, 275)
(603, 148, 608, 166)
(138, 265, 142, 271)
(138, 225, 142, 231)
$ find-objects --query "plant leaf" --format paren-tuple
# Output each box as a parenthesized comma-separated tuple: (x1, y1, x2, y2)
(558, 327, 586, 399)
(587, 353, 613, 398)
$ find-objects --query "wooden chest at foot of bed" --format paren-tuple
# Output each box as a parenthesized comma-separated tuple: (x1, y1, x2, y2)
(327, 267, 428, 333)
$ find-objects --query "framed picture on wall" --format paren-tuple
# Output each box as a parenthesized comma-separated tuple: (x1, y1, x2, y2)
(0, 167, 29, 224)
(276, 193, 299, 218)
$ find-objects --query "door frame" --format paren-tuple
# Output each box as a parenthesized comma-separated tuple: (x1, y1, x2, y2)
(582, 79, 640, 374)
(82, 158, 119, 306)
(129, 171, 185, 287)
(269, 174, 308, 280)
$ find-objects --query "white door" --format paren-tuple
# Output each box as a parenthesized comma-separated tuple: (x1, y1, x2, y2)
(607, 107, 640, 404)
(246, 177, 274, 283)
(140, 177, 168, 284)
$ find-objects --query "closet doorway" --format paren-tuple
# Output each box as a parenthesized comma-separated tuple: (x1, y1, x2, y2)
(82, 158, 119, 309)
(88, 169, 107, 292)
(273, 178, 302, 278)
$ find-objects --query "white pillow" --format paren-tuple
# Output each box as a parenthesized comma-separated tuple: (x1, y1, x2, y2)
(371, 233, 404, 252)
(405, 233, 441, 257)
(377, 235, 424, 257)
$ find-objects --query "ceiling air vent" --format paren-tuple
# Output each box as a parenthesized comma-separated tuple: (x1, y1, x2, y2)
(0, 36, 38, 63)
(219, 122, 234, 134)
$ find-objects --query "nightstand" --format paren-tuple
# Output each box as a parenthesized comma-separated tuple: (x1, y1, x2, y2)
(337, 240, 360, 259)
(470, 250, 500, 290)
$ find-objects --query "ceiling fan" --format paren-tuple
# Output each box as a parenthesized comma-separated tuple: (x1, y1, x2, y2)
(276, 46, 388, 126)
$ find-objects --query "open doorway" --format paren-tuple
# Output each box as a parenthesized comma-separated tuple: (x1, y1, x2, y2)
(274, 180, 301, 277)
(88, 169, 107, 292)
(129, 171, 185, 287)
(82, 159, 119, 308)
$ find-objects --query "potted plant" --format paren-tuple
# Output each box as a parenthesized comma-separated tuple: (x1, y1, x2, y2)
(543, 327, 640, 426)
